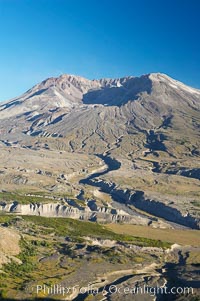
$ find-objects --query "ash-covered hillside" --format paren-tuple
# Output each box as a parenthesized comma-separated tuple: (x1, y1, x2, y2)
(0, 73, 199, 156)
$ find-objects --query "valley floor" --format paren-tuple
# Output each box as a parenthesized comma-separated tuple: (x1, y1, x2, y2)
(0, 145, 200, 300)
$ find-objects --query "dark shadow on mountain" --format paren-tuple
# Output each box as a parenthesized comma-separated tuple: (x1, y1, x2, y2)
(49, 113, 67, 125)
(21, 111, 33, 116)
(83, 75, 152, 106)
(145, 130, 167, 151)
(27, 113, 44, 122)
(165, 167, 200, 180)
(79, 155, 121, 185)
(27, 88, 49, 99)
(0, 100, 21, 110)
(158, 115, 173, 129)
(162, 254, 200, 300)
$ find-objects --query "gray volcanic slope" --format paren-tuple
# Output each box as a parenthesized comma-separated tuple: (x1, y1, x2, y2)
(0, 73, 200, 154)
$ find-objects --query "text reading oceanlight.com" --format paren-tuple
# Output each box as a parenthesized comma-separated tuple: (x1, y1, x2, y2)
(35, 284, 194, 297)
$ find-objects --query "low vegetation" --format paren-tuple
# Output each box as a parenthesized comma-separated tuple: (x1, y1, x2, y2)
(19, 215, 170, 248)
(191, 200, 200, 207)
(0, 192, 55, 205)
(0, 213, 170, 300)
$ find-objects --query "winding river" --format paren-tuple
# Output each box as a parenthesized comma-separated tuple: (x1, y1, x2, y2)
(79, 154, 121, 185)
(79, 154, 197, 229)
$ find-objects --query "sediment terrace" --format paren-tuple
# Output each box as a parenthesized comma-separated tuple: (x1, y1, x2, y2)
(1, 153, 199, 229)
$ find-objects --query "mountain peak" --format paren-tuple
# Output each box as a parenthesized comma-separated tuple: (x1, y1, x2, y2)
(0, 71, 199, 147)
(0, 72, 199, 121)
(149, 72, 200, 95)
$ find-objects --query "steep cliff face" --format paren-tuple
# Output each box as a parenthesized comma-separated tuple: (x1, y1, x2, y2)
(2, 184, 197, 228)
(0, 201, 150, 225)
(88, 179, 200, 229)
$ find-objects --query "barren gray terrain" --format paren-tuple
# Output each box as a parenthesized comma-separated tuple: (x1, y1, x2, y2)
(0, 72, 200, 300)
(0, 72, 199, 228)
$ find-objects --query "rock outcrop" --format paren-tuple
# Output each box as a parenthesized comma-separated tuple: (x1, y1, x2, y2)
(89, 179, 200, 229)
(0, 201, 150, 225)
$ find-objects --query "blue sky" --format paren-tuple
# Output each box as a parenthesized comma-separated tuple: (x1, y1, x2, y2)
(0, 0, 200, 101)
